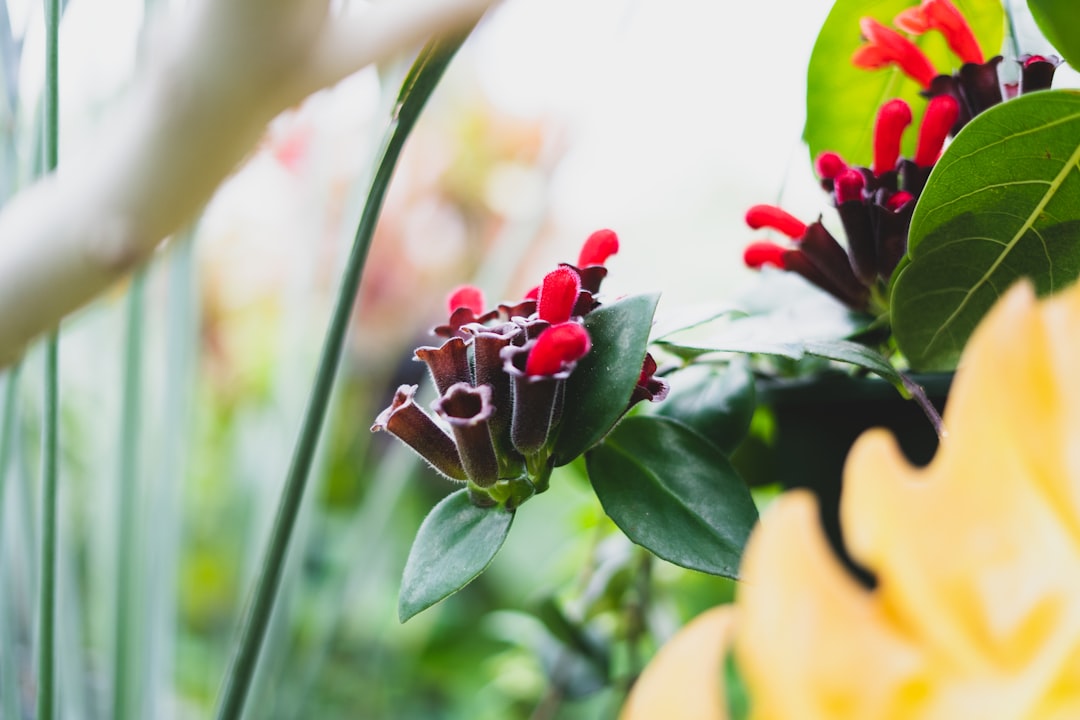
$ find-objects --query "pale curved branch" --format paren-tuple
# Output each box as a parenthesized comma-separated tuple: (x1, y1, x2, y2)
(0, 0, 499, 366)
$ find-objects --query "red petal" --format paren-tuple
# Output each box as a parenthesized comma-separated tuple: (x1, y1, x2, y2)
(835, 169, 866, 204)
(578, 229, 620, 267)
(745, 205, 807, 239)
(885, 191, 915, 212)
(897, 0, 983, 65)
(525, 322, 591, 376)
(446, 285, 485, 316)
(855, 18, 939, 88)
(537, 266, 582, 324)
(873, 99, 913, 176)
(743, 242, 788, 270)
(815, 152, 849, 180)
(914, 94, 960, 167)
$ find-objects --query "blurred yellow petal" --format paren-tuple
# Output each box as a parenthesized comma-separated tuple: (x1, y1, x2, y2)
(621, 605, 736, 720)
(734, 281, 1080, 719)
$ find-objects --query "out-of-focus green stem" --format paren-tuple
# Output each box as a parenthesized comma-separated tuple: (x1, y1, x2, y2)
(112, 269, 146, 720)
(0, 366, 22, 720)
(37, 0, 60, 716)
(212, 30, 474, 720)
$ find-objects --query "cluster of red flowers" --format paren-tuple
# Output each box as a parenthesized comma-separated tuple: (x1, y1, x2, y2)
(742, 0, 1061, 313)
(372, 230, 666, 508)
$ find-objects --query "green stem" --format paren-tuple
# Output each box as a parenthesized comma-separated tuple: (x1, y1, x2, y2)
(212, 30, 473, 720)
(112, 270, 146, 720)
(37, 0, 60, 716)
(0, 366, 22, 720)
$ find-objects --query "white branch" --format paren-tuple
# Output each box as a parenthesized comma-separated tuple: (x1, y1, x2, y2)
(0, 0, 499, 366)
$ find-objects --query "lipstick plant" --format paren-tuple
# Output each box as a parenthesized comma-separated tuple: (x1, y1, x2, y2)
(375, 230, 758, 621)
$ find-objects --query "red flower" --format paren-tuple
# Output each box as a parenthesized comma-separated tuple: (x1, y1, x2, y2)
(914, 95, 960, 167)
(834, 169, 866, 204)
(536, 266, 582, 324)
(873, 99, 913, 176)
(525, 322, 591, 377)
(895, 0, 983, 65)
(853, 18, 938, 88)
(815, 152, 849, 181)
(578, 229, 620, 267)
(745, 205, 808, 240)
(743, 242, 788, 270)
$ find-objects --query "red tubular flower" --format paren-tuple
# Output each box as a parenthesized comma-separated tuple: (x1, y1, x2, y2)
(447, 285, 485, 315)
(436, 286, 498, 338)
(743, 242, 788, 270)
(815, 152, 849, 181)
(873, 99, 913, 176)
(578, 229, 620, 267)
(853, 18, 939, 88)
(537, 266, 582, 324)
(895, 0, 983, 65)
(885, 191, 915, 212)
(834, 169, 866, 204)
(914, 94, 960, 167)
(745, 205, 808, 239)
(525, 322, 591, 377)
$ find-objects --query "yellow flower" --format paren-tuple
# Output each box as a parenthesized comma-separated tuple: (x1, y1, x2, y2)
(624, 281, 1080, 719)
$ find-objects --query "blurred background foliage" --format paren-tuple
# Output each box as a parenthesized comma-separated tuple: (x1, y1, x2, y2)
(1, 0, 1074, 718)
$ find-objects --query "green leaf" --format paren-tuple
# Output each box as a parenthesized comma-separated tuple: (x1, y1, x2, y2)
(552, 293, 661, 466)
(1028, 0, 1080, 69)
(586, 416, 758, 578)
(399, 489, 514, 622)
(804, 0, 1005, 168)
(657, 361, 756, 456)
(892, 90, 1080, 370)
(656, 334, 905, 389)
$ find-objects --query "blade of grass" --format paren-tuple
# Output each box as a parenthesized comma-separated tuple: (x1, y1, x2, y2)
(211, 27, 477, 720)
(0, 366, 22, 720)
(37, 0, 61, 715)
(112, 268, 147, 720)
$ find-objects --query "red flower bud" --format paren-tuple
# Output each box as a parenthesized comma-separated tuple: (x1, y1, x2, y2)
(743, 242, 788, 270)
(873, 99, 913, 176)
(884, 190, 915, 212)
(447, 285, 485, 316)
(578, 229, 620, 268)
(525, 322, 591, 377)
(745, 205, 807, 239)
(835, 169, 866, 204)
(537, 266, 582, 324)
(914, 94, 960, 167)
(815, 152, 849, 180)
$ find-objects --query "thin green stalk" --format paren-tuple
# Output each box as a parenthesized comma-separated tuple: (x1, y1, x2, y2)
(112, 269, 147, 720)
(146, 230, 196, 717)
(37, 0, 60, 716)
(212, 30, 473, 720)
(0, 366, 22, 720)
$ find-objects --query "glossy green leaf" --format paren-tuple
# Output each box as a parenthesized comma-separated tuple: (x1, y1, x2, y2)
(805, 0, 1004, 168)
(586, 416, 758, 578)
(892, 90, 1080, 370)
(1028, 0, 1080, 69)
(656, 334, 904, 388)
(552, 293, 661, 466)
(399, 489, 513, 622)
(657, 361, 756, 456)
